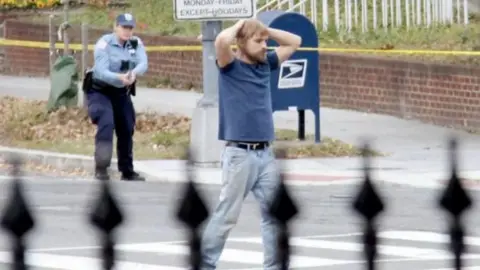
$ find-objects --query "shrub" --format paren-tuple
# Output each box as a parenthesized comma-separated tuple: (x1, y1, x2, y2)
(0, 0, 61, 9)
(0, 0, 112, 10)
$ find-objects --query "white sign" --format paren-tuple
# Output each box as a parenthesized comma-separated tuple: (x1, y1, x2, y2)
(278, 59, 308, 89)
(174, 0, 256, 21)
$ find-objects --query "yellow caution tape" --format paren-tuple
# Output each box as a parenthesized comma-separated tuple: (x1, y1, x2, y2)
(146, 45, 204, 51)
(1, 38, 479, 55)
(316, 47, 480, 55)
(0, 39, 94, 50)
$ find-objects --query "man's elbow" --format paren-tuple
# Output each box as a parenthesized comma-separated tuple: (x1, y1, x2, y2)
(214, 38, 223, 49)
(214, 34, 232, 49)
(292, 35, 302, 48)
(214, 37, 234, 59)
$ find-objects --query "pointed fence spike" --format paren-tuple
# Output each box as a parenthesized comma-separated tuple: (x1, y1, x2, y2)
(439, 137, 472, 270)
(176, 146, 209, 270)
(1, 155, 35, 270)
(352, 141, 384, 270)
(89, 181, 124, 270)
(269, 147, 298, 270)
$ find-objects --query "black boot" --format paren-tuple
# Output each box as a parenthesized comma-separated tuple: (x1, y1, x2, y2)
(95, 167, 110, 181)
(121, 171, 145, 181)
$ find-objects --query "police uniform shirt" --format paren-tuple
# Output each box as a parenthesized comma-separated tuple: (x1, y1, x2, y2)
(92, 33, 148, 88)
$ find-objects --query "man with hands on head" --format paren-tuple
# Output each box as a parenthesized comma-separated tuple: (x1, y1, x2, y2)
(199, 18, 302, 270)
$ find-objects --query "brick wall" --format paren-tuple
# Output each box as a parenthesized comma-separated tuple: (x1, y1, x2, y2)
(2, 20, 202, 87)
(320, 54, 480, 128)
(2, 20, 480, 131)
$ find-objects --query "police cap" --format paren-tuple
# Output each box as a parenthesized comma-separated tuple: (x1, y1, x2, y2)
(116, 13, 136, 28)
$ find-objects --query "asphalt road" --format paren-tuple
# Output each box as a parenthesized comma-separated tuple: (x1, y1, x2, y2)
(0, 172, 479, 270)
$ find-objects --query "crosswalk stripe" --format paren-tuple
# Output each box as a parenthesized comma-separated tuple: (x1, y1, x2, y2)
(3, 231, 480, 269)
(379, 230, 480, 246)
(0, 251, 184, 270)
(116, 242, 356, 267)
(426, 267, 480, 270)
(228, 237, 451, 259)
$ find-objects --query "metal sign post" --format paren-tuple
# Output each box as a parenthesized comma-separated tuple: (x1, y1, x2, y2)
(173, 0, 256, 166)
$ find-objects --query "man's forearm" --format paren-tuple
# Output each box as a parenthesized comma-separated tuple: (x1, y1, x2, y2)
(215, 20, 244, 45)
(267, 28, 302, 47)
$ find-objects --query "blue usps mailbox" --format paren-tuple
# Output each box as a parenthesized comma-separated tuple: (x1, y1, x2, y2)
(257, 11, 320, 143)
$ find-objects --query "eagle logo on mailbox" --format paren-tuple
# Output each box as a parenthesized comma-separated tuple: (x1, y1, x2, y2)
(277, 59, 308, 89)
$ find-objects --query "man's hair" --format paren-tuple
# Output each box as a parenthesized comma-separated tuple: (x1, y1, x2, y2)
(236, 19, 268, 48)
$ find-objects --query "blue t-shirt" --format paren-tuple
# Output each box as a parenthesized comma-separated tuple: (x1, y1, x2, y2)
(218, 51, 280, 142)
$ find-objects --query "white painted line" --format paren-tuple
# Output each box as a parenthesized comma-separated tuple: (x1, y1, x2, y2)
(379, 231, 480, 246)
(29, 245, 105, 252)
(116, 242, 354, 267)
(0, 251, 184, 270)
(302, 232, 364, 239)
(227, 255, 480, 270)
(285, 178, 361, 186)
(424, 267, 480, 270)
(27, 233, 361, 253)
(35, 206, 72, 211)
(30, 240, 186, 252)
(228, 237, 452, 259)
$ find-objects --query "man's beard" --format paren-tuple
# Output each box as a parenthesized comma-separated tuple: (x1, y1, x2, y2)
(242, 48, 266, 63)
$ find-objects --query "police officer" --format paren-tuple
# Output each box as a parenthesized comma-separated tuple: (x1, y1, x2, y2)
(86, 13, 148, 181)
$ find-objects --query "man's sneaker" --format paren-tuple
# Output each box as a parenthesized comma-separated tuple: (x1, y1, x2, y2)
(95, 169, 110, 181)
(121, 171, 146, 181)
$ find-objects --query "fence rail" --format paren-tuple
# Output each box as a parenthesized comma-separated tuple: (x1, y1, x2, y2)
(257, 0, 473, 32)
(0, 138, 473, 270)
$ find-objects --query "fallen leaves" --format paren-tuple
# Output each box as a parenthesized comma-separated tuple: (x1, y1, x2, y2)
(0, 156, 92, 177)
(0, 96, 190, 143)
(0, 96, 381, 160)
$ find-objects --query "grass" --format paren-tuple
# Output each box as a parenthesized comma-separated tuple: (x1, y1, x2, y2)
(18, 0, 480, 66)
(0, 96, 382, 159)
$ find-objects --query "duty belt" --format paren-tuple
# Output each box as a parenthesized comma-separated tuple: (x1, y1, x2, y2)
(92, 79, 129, 94)
(226, 141, 270, 150)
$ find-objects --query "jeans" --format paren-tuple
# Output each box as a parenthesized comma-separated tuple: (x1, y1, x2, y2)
(200, 145, 281, 270)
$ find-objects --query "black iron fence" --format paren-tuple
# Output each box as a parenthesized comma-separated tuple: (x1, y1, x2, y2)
(0, 138, 473, 270)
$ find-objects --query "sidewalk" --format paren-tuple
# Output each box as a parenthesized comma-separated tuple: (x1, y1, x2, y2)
(2, 75, 480, 187)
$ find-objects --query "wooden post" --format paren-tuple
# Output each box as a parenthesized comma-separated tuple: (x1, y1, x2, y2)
(48, 14, 56, 73)
(81, 22, 88, 108)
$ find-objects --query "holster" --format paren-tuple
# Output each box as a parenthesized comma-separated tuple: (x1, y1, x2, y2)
(82, 69, 93, 93)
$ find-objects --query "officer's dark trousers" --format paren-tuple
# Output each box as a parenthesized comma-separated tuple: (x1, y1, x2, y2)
(86, 89, 135, 175)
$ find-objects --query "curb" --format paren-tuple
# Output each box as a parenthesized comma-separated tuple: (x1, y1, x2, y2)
(0, 146, 363, 186)
(0, 146, 162, 181)
(4, 146, 438, 187)
(0, 146, 222, 183)
(0, 146, 100, 172)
